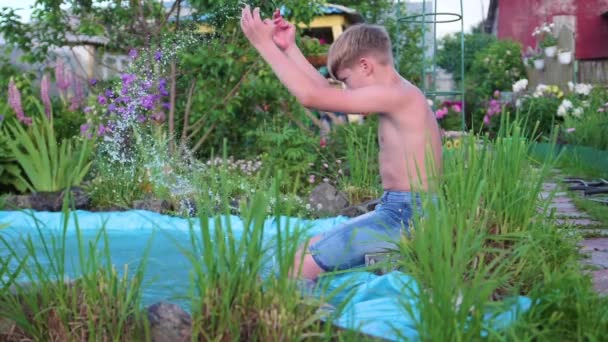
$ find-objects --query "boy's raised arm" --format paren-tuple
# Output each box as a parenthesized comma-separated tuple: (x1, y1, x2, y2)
(241, 6, 402, 115)
(284, 45, 329, 88)
(271, 10, 329, 88)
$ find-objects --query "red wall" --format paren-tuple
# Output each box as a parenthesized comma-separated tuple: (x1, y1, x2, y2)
(497, 0, 608, 60)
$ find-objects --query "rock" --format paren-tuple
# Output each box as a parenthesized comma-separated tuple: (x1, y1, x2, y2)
(176, 198, 197, 217)
(308, 183, 349, 216)
(579, 238, 608, 253)
(5, 187, 91, 211)
(3, 194, 31, 209)
(133, 198, 172, 214)
(147, 302, 192, 342)
(593, 269, 608, 295)
(339, 198, 380, 218)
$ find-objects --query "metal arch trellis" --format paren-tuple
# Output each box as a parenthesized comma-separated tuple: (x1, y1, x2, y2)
(395, 0, 466, 131)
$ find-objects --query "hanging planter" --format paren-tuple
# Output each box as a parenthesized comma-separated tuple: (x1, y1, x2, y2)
(558, 50, 573, 64)
(544, 45, 557, 58)
(305, 55, 328, 68)
(533, 58, 545, 70)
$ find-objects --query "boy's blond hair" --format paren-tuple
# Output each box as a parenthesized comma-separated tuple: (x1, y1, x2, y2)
(327, 24, 393, 80)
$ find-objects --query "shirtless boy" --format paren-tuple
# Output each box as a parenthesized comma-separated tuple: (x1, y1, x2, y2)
(240, 6, 443, 280)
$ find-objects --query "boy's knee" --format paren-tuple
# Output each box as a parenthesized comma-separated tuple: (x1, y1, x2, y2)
(298, 254, 324, 280)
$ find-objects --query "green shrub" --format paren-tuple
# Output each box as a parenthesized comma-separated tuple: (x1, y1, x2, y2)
(466, 39, 526, 129)
(3, 116, 92, 193)
(437, 31, 496, 83)
(561, 86, 608, 150)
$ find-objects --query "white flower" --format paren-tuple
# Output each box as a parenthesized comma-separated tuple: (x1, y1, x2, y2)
(512, 79, 528, 93)
(533, 84, 549, 97)
(572, 107, 583, 118)
(574, 83, 593, 96)
(316, 203, 323, 210)
(557, 99, 573, 117)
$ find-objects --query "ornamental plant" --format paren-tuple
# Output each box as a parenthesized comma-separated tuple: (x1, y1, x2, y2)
(435, 100, 463, 131)
(532, 22, 557, 48)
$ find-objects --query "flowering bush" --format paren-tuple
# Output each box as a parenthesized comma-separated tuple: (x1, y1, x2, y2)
(479, 90, 513, 135)
(560, 85, 608, 150)
(466, 39, 525, 129)
(508, 79, 607, 146)
(434, 100, 463, 131)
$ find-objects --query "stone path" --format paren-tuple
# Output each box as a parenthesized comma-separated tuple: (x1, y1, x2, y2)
(542, 173, 608, 295)
(579, 239, 608, 295)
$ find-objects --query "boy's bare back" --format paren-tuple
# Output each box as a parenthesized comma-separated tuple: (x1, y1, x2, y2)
(377, 78, 442, 192)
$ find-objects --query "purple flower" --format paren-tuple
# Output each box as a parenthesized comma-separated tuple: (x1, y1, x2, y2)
(155, 50, 162, 62)
(80, 123, 89, 135)
(137, 115, 147, 123)
(0, 114, 4, 121)
(483, 115, 491, 126)
(158, 78, 169, 96)
(128, 48, 138, 59)
(120, 73, 136, 90)
(162, 102, 170, 110)
(108, 103, 116, 112)
(89, 78, 98, 86)
(118, 96, 131, 103)
(97, 124, 107, 136)
(141, 94, 156, 110)
(105, 89, 114, 98)
(143, 80, 153, 89)
(83, 106, 92, 113)
(98, 95, 107, 105)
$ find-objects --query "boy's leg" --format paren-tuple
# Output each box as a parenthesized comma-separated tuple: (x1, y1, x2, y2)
(292, 235, 324, 280)
(291, 191, 422, 280)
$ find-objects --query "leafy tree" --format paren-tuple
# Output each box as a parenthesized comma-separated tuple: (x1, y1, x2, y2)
(437, 31, 496, 83)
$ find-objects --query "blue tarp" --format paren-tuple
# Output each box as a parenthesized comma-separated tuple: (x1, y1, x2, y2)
(0, 210, 530, 341)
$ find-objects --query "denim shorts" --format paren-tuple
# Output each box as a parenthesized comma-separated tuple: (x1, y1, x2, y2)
(308, 191, 423, 272)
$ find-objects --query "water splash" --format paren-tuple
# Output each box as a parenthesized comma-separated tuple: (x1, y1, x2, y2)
(89, 32, 206, 212)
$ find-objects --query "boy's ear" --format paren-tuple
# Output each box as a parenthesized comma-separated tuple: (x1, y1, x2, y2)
(359, 57, 373, 76)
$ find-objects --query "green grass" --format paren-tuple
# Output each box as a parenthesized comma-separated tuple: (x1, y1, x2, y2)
(572, 196, 608, 228)
(2, 114, 608, 340)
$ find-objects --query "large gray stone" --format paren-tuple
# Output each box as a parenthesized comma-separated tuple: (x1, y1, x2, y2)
(147, 302, 192, 342)
(4, 187, 90, 211)
(580, 238, 608, 253)
(133, 198, 172, 214)
(593, 269, 608, 295)
(308, 183, 349, 217)
(339, 198, 380, 218)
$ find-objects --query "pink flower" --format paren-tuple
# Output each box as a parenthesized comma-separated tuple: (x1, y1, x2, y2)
(483, 115, 491, 126)
(435, 107, 449, 119)
(40, 74, 52, 119)
(451, 104, 461, 113)
(493, 90, 501, 98)
(320, 137, 327, 148)
(308, 174, 316, 183)
(599, 108, 605, 113)
(55, 59, 70, 91)
(8, 79, 32, 125)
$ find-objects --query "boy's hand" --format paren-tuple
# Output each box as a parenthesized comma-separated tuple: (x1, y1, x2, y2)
(240, 5, 274, 49)
(272, 9, 296, 51)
